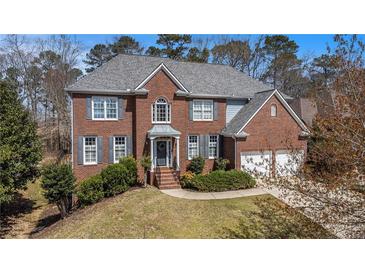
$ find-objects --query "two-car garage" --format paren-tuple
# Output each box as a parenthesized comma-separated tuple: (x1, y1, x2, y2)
(240, 150, 304, 177)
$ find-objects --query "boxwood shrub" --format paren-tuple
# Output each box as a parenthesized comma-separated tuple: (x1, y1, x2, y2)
(184, 170, 256, 192)
(76, 175, 104, 207)
(101, 163, 131, 197)
(118, 156, 138, 186)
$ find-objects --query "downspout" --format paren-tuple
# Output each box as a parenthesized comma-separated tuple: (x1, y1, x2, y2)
(234, 136, 237, 170)
(70, 94, 74, 169)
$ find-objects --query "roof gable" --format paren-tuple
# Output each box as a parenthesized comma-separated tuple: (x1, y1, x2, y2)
(135, 63, 189, 93)
(223, 90, 309, 136)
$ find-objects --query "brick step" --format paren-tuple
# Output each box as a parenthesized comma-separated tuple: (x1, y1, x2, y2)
(157, 174, 178, 179)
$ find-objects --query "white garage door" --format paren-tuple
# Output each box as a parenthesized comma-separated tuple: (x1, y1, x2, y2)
(275, 150, 304, 176)
(241, 151, 272, 177)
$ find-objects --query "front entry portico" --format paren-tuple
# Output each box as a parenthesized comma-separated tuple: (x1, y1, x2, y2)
(148, 125, 181, 171)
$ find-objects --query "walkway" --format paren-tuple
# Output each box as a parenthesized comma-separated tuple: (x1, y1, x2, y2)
(160, 187, 267, 200)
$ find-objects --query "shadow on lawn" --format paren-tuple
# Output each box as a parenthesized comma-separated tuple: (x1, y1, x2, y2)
(0, 193, 36, 238)
(223, 197, 335, 239)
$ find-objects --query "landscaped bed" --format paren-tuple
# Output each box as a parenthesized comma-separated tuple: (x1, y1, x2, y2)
(32, 186, 333, 239)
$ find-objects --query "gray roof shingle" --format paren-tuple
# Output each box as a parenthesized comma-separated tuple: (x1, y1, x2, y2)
(222, 90, 276, 135)
(67, 54, 273, 98)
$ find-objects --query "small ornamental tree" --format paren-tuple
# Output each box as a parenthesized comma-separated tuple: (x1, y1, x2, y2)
(140, 155, 152, 187)
(0, 81, 42, 204)
(41, 163, 75, 218)
(187, 156, 205, 175)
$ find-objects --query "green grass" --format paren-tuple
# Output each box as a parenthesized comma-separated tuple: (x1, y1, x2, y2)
(34, 187, 333, 239)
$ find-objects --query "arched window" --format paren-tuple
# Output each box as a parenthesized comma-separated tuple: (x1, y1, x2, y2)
(152, 97, 171, 123)
(270, 104, 277, 117)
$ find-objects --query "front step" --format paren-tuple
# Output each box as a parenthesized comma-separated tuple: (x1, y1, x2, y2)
(155, 168, 180, 189)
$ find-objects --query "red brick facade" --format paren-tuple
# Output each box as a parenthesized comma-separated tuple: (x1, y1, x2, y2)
(72, 69, 306, 182)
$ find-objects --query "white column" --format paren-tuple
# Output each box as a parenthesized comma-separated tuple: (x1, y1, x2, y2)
(176, 137, 180, 171)
(150, 137, 155, 170)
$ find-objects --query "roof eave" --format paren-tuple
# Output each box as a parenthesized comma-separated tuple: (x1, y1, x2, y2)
(64, 88, 149, 96)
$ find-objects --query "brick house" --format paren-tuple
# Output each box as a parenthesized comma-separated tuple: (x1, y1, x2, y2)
(66, 54, 309, 189)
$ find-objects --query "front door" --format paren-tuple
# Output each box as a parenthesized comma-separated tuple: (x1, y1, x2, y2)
(156, 141, 167, 166)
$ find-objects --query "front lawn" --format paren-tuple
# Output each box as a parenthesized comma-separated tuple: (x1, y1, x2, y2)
(33, 187, 333, 239)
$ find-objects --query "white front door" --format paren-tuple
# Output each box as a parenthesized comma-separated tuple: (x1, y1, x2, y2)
(241, 151, 272, 177)
(275, 150, 304, 176)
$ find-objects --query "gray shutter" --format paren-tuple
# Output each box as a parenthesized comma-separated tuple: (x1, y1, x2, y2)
(213, 101, 218, 120)
(189, 100, 193, 120)
(86, 96, 92, 119)
(97, 137, 103, 163)
(186, 135, 190, 159)
(219, 135, 224, 158)
(77, 136, 83, 165)
(199, 135, 205, 158)
(118, 97, 124, 120)
(109, 136, 114, 163)
(205, 135, 210, 158)
(127, 136, 133, 156)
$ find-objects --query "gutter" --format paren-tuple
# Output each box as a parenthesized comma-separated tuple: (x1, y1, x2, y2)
(64, 88, 149, 95)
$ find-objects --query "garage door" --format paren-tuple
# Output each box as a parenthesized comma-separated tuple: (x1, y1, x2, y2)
(275, 150, 304, 176)
(241, 151, 272, 177)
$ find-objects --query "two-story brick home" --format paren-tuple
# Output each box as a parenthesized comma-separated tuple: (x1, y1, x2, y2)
(66, 54, 309, 189)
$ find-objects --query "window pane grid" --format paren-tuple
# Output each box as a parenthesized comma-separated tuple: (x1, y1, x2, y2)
(152, 98, 171, 123)
(209, 135, 218, 158)
(114, 137, 126, 162)
(84, 137, 97, 164)
(188, 135, 199, 159)
(193, 100, 213, 120)
(93, 97, 118, 120)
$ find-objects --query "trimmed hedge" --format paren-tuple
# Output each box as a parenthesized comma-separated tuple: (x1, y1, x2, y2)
(118, 156, 138, 186)
(77, 175, 104, 207)
(187, 156, 205, 174)
(101, 163, 130, 197)
(182, 170, 256, 192)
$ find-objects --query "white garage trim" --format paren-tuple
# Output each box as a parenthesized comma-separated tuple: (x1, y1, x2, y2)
(275, 150, 304, 177)
(240, 151, 272, 177)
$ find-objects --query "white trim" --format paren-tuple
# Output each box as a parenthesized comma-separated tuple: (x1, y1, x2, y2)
(192, 99, 214, 121)
(83, 136, 97, 165)
(113, 136, 127, 164)
(153, 139, 172, 167)
(237, 90, 309, 135)
(136, 63, 189, 93)
(91, 96, 118, 121)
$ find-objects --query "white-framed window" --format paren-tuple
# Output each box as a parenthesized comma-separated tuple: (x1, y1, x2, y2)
(152, 97, 171, 123)
(92, 96, 118, 120)
(114, 136, 127, 163)
(193, 100, 213, 121)
(188, 135, 199, 160)
(271, 104, 277, 117)
(84, 137, 97, 165)
(208, 135, 219, 159)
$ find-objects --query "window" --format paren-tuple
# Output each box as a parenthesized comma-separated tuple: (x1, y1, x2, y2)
(92, 97, 118, 120)
(152, 97, 171, 123)
(84, 137, 97, 164)
(188, 135, 199, 160)
(193, 100, 213, 121)
(208, 135, 218, 159)
(114, 136, 126, 163)
(271, 104, 277, 117)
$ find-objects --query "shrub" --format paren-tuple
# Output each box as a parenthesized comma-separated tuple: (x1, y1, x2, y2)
(180, 171, 195, 188)
(215, 158, 230, 171)
(140, 155, 152, 187)
(188, 156, 205, 174)
(184, 170, 256, 192)
(119, 156, 138, 186)
(77, 175, 104, 207)
(101, 163, 131, 197)
(41, 163, 76, 218)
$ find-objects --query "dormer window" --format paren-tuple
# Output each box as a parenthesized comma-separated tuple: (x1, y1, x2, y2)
(152, 97, 171, 123)
(271, 104, 277, 117)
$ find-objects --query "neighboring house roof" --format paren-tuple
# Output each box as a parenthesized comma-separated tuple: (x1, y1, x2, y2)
(66, 54, 274, 99)
(222, 89, 309, 136)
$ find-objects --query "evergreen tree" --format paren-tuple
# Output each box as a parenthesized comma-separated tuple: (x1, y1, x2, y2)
(146, 34, 192, 60)
(0, 81, 42, 204)
(186, 47, 209, 63)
